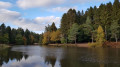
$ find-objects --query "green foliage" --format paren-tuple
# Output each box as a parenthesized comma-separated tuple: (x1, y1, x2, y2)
(68, 23, 79, 44)
(61, 37, 67, 44)
(110, 20, 120, 42)
(3, 34, 9, 44)
(39, 34, 43, 45)
(51, 22, 57, 32)
(0, 23, 39, 45)
(6, 26, 11, 44)
(83, 16, 96, 42)
(15, 34, 24, 45)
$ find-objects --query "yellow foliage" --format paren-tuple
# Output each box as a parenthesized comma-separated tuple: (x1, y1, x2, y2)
(42, 31, 51, 45)
(88, 43, 96, 47)
(96, 25, 105, 46)
(50, 30, 61, 42)
(88, 25, 105, 47)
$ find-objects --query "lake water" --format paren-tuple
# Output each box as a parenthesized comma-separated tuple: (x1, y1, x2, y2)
(0, 45, 120, 67)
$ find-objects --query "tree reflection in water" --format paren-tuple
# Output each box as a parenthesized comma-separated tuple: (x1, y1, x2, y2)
(0, 48, 28, 67)
(1, 46, 120, 67)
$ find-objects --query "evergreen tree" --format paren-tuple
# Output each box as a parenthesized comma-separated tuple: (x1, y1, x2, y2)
(68, 23, 79, 44)
(25, 29, 30, 45)
(110, 20, 120, 43)
(0, 23, 6, 36)
(51, 22, 57, 32)
(15, 34, 24, 45)
(6, 26, 11, 44)
(84, 16, 95, 43)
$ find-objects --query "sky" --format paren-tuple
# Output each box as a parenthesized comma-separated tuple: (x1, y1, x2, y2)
(0, 0, 114, 34)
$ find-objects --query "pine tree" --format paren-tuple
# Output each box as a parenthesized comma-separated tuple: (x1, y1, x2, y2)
(6, 26, 11, 44)
(51, 22, 57, 32)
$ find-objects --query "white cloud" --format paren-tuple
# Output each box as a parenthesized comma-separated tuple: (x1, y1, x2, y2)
(0, 1, 12, 9)
(2, 56, 47, 67)
(0, 9, 60, 33)
(35, 16, 60, 25)
(16, 0, 110, 9)
(13, 16, 60, 32)
(70, 0, 109, 4)
(17, 0, 65, 9)
(0, 9, 21, 22)
(49, 6, 78, 12)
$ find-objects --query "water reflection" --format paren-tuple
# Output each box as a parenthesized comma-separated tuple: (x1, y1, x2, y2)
(1, 46, 120, 67)
(0, 48, 28, 67)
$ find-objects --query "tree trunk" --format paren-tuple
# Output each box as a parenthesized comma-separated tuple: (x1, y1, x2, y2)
(66, 37, 68, 44)
(115, 34, 118, 43)
(105, 26, 107, 40)
(75, 38, 76, 45)
(92, 34, 94, 43)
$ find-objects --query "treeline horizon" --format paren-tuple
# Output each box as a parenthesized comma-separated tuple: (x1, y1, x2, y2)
(40, 0, 120, 45)
(0, 23, 39, 45)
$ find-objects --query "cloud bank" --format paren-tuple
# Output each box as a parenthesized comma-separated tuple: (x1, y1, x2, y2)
(0, 1, 12, 9)
(17, 0, 65, 9)
(0, 9, 60, 33)
(16, 0, 110, 9)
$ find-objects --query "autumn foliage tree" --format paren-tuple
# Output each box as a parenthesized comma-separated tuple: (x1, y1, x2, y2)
(96, 25, 105, 47)
(50, 30, 61, 42)
(42, 31, 51, 45)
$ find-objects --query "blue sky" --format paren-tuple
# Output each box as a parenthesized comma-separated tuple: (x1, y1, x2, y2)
(0, 0, 114, 34)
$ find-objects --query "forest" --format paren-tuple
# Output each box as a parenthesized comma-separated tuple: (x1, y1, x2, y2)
(0, 23, 40, 45)
(40, 0, 120, 46)
(0, 0, 120, 47)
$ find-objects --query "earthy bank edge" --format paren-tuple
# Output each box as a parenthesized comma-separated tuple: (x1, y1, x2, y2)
(48, 42, 120, 48)
(49, 43, 89, 48)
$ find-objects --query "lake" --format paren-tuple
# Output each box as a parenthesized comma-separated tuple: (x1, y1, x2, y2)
(0, 45, 120, 67)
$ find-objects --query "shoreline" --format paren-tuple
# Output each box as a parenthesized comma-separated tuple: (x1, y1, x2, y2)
(48, 42, 120, 48)
(48, 43, 89, 48)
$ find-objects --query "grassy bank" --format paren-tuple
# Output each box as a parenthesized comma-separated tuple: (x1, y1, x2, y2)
(0, 44, 10, 49)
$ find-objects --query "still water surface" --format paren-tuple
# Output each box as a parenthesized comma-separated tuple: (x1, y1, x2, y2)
(0, 46, 120, 67)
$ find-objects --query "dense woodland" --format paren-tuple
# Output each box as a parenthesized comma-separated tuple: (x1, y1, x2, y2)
(40, 0, 120, 45)
(0, 23, 39, 45)
(0, 0, 120, 46)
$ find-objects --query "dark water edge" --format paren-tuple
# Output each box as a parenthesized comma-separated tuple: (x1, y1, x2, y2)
(0, 45, 120, 67)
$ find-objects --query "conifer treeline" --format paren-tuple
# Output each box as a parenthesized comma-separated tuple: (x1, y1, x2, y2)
(41, 0, 120, 44)
(0, 23, 39, 45)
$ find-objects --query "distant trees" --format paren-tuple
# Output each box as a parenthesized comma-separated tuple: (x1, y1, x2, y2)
(0, 23, 39, 45)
